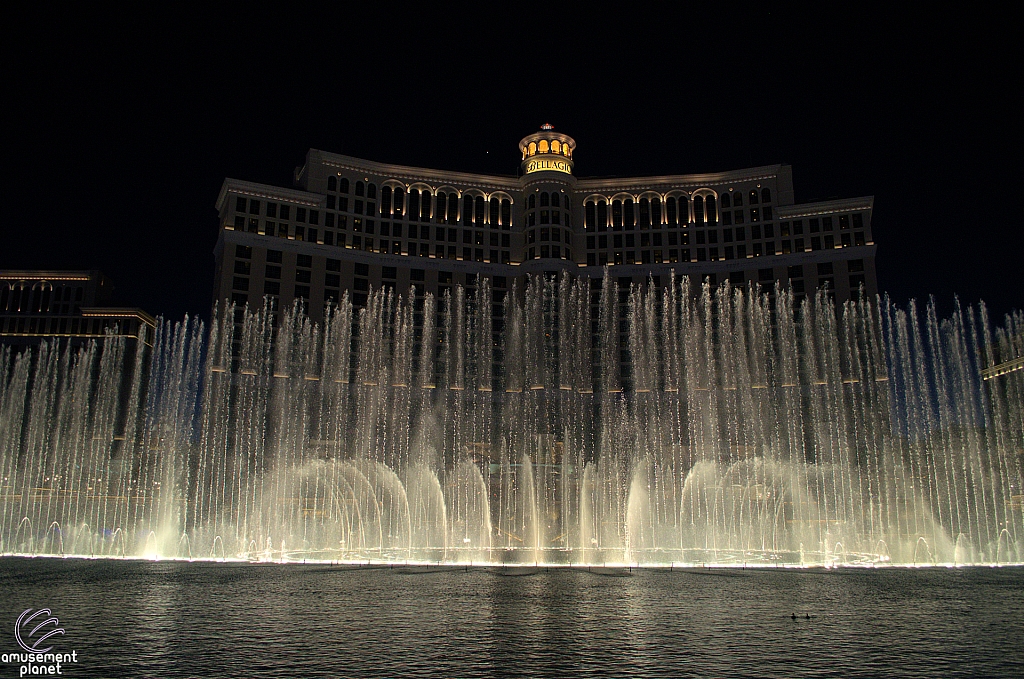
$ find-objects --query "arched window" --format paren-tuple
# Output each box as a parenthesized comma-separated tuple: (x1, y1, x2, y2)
(501, 199, 511, 227)
(449, 194, 459, 224)
(436, 192, 448, 222)
(611, 200, 623, 229)
(489, 197, 499, 226)
(408, 190, 420, 221)
(665, 198, 677, 226)
(706, 195, 717, 225)
(639, 198, 651, 228)
(528, 194, 536, 210)
(393, 188, 404, 217)
(563, 195, 569, 210)
(34, 283, 52, 313)
(539, 140, 549, 153)
(367, 183, 377, 200)
(528, 142, 537, 156)
(733, 192, 742, 207)
(551, 140, 561, 153)
(340, 177, 350, 193)
(749, 190, 758, 204)
(328, 176, 337, 191)
(761, 187, 772, 203)
(475, 196, 485, 224)
(550, 192, 559, 207)
(381, 186, 392, 215)
(463, 196, 473, 226)
(540, 192, 549, 207)
(421, 192, 432, 221)
(693, 195, 705, 224)
(651, 197, 662, 225)
(720, 193, 731, 209)
(624, 199, 635, 229)
(356, 181, 365, 197)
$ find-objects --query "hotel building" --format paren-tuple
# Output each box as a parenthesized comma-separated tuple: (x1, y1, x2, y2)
(0, 270, 156, 349)
(212, 125, 876, 322)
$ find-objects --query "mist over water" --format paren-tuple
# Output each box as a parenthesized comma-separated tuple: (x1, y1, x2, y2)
(1, 274, 1022, 566)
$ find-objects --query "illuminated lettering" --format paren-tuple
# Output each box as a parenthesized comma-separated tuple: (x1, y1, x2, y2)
(525, 158, 572, 175)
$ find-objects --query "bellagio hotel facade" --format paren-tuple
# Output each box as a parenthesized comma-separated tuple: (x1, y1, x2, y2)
(213, 125, 876, 321)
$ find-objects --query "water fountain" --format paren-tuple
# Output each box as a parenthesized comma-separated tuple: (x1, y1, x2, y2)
(1, 273, 1021, 566)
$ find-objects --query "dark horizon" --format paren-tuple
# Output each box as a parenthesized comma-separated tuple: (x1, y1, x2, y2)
(5, 8, 1019, 324)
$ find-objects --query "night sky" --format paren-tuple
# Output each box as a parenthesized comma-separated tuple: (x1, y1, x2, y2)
(5, 8, 1020, 324)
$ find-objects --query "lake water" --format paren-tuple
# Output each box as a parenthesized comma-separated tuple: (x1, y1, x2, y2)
(1, 558, 1021, 678)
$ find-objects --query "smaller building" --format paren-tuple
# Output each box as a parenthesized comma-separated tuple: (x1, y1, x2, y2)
(0, 270, 156, 349)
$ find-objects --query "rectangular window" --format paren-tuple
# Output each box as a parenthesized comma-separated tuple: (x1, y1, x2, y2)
(839, 215, 850, 229)
(294, 285, 310, 299)
(295, 270, 311, 283)
(264, 281, 280, 295)
(233, 276, 249, 291)
(266, 203, 277, 218)
(297, 254, 312, 268)
(267, 250, 282, 263)
(265, 265, 281, 279)
(236, 196, 247, 212)
(296, 207, 307, 222)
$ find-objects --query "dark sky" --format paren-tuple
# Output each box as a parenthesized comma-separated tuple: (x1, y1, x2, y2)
(4, 8, 1020, 323)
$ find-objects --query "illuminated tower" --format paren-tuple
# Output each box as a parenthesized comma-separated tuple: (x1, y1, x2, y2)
(519, 124, 578, 263)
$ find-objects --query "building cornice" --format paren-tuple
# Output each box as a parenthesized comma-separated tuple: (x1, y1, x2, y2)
(0, 271, 101, 282)
(776, 196, 874, 218)
(312, 150, 521, 193)
(216, 179, 324, 211)
(574, 165, 786, 193)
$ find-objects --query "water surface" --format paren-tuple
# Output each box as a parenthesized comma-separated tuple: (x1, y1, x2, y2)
(1, 559, 1021, 678)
